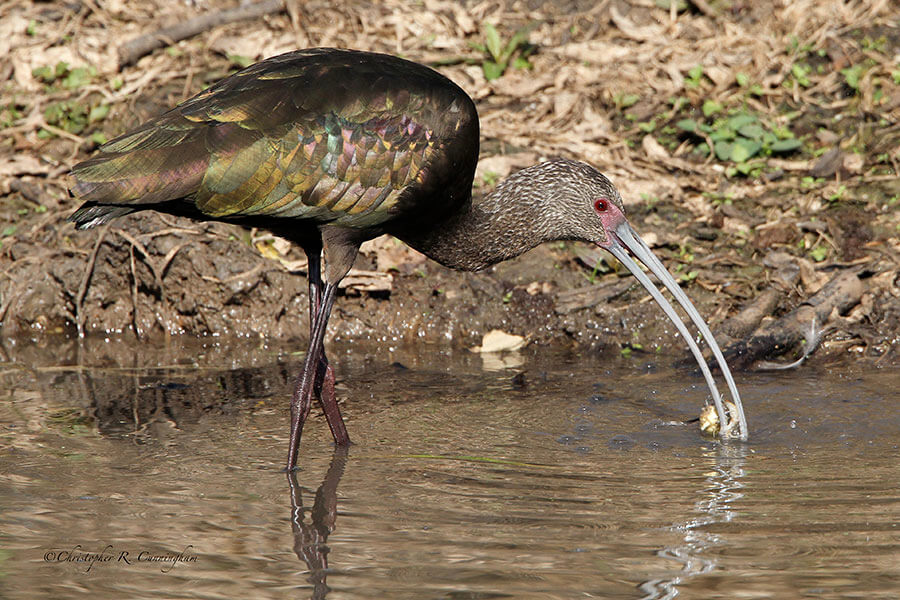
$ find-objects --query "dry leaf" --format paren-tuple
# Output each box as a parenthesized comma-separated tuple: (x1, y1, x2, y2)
(0, 155, 51, 177)
(471, 329, 526, 353)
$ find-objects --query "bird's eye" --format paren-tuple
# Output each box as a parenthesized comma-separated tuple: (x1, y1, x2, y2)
(594, 198, 609, 213)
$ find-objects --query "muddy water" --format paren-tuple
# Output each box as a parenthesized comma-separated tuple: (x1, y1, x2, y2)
(1, 338, 898, 599)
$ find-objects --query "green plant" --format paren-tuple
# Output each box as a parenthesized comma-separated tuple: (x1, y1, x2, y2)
(686, 65, 704, 88)
(788, 62, 812, 88)
(32, 61, 97, 90)
(41, 98, 108, 138)
(801, 176, 824, 189)
(861, 35, 887, 53)
(614, 92, 640, 109)
(827, 185, 847, 202)
(677, 110, 803, 175)
(470, 23, 535, 81)
(704, 191, 734, 207)
(808, 245, 828, 262)
(1, 101, 26, 128)
(679, 269, 699, 283)
(637, 119, 656, 133)
(841, 64, 864, 91)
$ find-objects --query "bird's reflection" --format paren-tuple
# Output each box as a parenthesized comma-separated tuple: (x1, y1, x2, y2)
(639, 444, 748, 600)
(287, 446, 349, 599)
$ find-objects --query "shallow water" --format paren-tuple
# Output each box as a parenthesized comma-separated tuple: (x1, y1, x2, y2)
(1, 338, 898, 599)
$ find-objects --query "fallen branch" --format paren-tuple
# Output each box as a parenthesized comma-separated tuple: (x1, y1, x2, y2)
(555, 279, 636, 314)
(716, 288, 781, 340)
(722, 270, 864, 369)
(118, 0, 285, 68)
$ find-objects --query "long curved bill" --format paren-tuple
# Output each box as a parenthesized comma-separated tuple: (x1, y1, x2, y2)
(605, 222, 748, 441)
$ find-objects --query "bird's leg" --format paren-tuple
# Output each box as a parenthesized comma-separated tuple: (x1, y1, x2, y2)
(287, 281, 343, 470)
(307, 247, 348, 447)
(287, 246, 325, 471)
(317, 357, 348, 445)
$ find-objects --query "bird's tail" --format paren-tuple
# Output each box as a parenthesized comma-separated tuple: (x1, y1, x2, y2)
(68, 203, 137, 229)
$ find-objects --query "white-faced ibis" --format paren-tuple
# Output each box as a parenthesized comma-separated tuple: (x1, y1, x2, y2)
(69, 48, 748, 469)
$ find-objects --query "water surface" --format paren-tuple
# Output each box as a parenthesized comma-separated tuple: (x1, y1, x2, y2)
(1, 338, 897, 599)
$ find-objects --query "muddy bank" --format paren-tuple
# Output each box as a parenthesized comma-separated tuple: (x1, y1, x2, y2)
(1, 199, 897, 368)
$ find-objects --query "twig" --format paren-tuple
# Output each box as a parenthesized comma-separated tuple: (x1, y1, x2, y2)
(129, 241, 142, 339)
(118, 0, 286, 68)
(114, 230, 159, 285)
(75, 228, 108, 336)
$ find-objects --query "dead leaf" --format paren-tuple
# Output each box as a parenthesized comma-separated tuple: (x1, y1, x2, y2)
(471, 329, 526, 353)
(641, 135, 670, 161)
(0, 155, 51, 177)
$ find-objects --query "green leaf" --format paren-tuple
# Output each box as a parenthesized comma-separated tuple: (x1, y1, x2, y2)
(504, 28, 530, 62)
(512, 56, 532, 70)
(709, 127, 736, 142)
(702, 100, 723, 116)
(735, 161, 757, 175)
(63, 66, 95, 90)
(32, 65, 54, 83)
(482, 60, 504, 81)
(841, 64, 863, 90)
(770, 138, 802, 152)
(730, 138, 761, 162)
(809, 246, 828, 262)
(676, 118, 698, 132)
(714, 140, 733, 161)
(791, 62, 811, 86)
(735, 72, 749, 87)
(728, 113, 757, 130)
(484, 23, 503, 61)
(88, 104, 109, 123)
(617, 93, 640, 108)
(738, 123, 765, 139)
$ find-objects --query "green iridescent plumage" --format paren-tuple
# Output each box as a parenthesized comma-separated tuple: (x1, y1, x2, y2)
(70, 48, 478, 232)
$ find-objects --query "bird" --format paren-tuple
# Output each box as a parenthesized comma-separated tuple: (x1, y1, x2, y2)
(68, 48, 748, 470)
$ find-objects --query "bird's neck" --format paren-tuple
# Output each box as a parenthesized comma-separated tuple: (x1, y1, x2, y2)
(401, 168, 549, 272)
